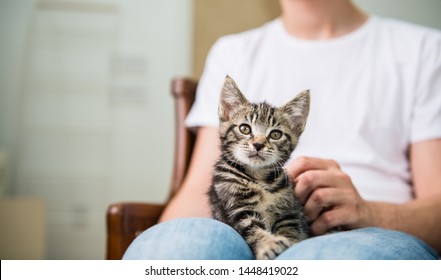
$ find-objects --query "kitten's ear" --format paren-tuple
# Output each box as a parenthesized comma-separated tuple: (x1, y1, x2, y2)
(280, 90, 310, 134)
(219, 76, 249, 122)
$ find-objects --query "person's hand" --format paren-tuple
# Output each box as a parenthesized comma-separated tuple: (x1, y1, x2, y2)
(285, 156, 375, 236)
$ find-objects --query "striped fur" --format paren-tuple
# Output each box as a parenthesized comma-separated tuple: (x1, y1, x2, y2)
(209, 76, 311, 260)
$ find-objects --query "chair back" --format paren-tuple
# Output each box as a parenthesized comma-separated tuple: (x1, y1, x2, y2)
(169, 77, 197, 200)
(105, 77, 197, 260)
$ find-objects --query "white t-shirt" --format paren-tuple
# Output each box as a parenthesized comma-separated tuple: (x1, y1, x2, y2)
(186, 16, 441, 203)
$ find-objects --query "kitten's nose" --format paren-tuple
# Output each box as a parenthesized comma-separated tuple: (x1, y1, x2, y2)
(253, 142, 264, 151)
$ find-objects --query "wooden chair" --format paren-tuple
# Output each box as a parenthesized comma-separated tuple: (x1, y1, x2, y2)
(106, 77, 198, 260)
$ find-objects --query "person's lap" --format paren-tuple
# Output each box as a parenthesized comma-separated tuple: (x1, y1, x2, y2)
(123, 218, 253, 260)
(122, 217, 438, 260)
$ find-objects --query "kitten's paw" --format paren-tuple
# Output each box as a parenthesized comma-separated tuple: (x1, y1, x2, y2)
(255, 235, 296, 260)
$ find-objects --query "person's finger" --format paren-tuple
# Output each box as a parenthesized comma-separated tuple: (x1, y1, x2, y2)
(310, 207, 348, 235)
(285, 156, 340, 180)
(303, 187, 350, 222)
(294, 169, 350, 204)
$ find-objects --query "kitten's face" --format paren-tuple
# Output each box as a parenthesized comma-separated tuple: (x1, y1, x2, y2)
(218, 76, 310, 170)
(224, 104, 297, 169)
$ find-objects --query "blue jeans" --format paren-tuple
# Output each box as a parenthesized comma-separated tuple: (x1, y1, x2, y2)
(123, 218, 438, 260)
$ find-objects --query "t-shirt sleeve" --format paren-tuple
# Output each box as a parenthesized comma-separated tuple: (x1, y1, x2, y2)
(410, 35, 441, 143)
(185, 38, 231, 129)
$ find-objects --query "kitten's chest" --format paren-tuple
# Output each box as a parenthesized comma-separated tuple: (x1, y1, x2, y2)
(252, 181, 293, 219)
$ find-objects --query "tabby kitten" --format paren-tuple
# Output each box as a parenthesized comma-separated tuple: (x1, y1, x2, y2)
(209, 76, 311, 260)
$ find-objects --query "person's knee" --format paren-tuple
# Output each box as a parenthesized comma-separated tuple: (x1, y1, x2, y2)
(123, 217, 253, 260)
(277, 227, 438, 260)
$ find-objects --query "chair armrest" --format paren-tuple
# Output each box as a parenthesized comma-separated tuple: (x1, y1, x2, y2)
(106, 202, 165, 259)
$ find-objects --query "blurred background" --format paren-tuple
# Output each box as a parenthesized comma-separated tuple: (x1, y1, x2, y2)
(0, 0, 440, 260)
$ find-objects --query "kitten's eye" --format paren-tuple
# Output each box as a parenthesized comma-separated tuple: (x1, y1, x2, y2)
(269, 130, 282, 140)
(239, 124, 251, 135)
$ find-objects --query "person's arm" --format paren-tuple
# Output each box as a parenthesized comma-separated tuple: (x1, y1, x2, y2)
(286, 138, 441, 253)
(159, 127, 220, 222)
(368, 139, 441, 252)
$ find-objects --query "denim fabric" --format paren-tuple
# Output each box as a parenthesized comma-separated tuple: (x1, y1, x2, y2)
(122, 217, 438, 260)
(277, 227, 438, 260)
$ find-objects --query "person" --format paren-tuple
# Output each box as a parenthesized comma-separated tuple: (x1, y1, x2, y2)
(124, 0, 441, 259)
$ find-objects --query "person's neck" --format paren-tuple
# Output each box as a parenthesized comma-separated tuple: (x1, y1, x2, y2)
(279, 0, 368, 40)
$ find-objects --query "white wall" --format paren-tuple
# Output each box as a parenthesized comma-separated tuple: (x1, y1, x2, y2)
(0, 0, 192, 259)
(354, 0, 441, 29)
(0, 1, 35, 196)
